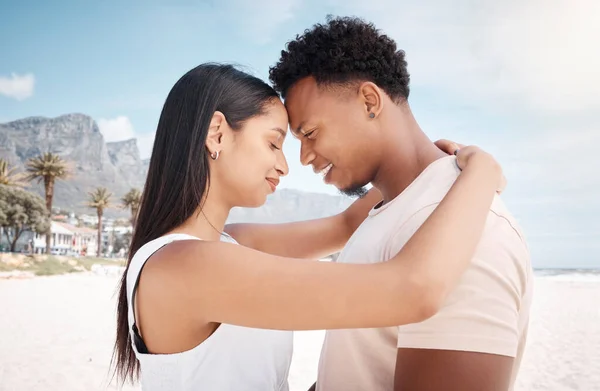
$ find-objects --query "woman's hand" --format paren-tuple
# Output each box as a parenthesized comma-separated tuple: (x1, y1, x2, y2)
(457, 145, 506, 194)
(434, 139, 463, 156)
(435, 139, 506, 194)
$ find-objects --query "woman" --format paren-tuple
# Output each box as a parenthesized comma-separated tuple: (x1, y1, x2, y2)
(112, 63, 504, 390)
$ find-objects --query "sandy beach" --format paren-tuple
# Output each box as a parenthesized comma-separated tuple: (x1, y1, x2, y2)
(0, 272, 598, 391)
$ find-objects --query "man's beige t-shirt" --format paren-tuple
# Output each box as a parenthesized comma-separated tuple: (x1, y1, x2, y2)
(316, 156, 533, 391)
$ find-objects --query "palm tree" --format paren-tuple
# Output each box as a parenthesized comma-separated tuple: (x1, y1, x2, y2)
(121, 188, 141, 227)
(25, 152, 70, 254)
(87, 187, 112, 257)
(0, 159, 27, 187)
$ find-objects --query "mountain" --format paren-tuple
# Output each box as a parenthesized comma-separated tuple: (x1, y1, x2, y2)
(0, 114, 353, 221)
(0, 114, 146, 216)
(106, 138, 147, 190)
(229, 188, 353, 223)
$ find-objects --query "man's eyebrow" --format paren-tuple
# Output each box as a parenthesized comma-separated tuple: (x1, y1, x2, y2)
(291, 122, 305, 137)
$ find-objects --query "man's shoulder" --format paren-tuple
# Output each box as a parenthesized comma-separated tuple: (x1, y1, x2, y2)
(377, 161, 460, 229)
(379, 163, 459, 221)
(381, 192, 529, 260)
(487, 196, 529, 246)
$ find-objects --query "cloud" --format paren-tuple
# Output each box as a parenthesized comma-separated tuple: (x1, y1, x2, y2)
(542, 128, 600, 153)
(318, 2, 600, 245)
(97, 116, 156, 158)
(97, 116, 136, 142)
(0, 73, 35, 101)
(525, 128, 599, 191)
(325, 0, 600, 113)
(136, 132, 156, 159)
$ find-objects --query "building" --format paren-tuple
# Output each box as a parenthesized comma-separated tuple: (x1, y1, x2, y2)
(56, 223, 98, 257)
(31, 222, 98, 256)
(2, 220, 129, 257)
(78, 214, 98, 226)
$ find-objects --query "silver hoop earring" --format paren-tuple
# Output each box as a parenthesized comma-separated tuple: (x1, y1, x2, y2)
(210, 150, 220, 160)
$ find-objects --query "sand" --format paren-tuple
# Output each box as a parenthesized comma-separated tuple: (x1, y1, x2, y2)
(0, 273, 598, 391)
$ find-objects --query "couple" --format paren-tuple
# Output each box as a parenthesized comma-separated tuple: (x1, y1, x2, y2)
(112, 16, 532, 391)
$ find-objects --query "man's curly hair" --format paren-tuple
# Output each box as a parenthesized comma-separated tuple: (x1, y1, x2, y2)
(269, 16, 410, 103)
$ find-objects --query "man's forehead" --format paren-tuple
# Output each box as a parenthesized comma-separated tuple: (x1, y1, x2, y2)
(289, 76, 319, 96)
(285, 78, 322, 132)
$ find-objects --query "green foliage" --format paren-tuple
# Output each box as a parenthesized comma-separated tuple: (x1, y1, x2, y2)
(87, 187, 112, 212)
(24, 153, 70, 184)
(0, 159, 27, 187)
(0, 185, 50, 251)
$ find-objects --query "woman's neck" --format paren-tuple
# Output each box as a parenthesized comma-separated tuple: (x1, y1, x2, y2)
(169, 190, 231, 241)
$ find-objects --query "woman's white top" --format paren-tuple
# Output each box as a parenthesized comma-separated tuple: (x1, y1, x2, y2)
(126, 233, 293, 390)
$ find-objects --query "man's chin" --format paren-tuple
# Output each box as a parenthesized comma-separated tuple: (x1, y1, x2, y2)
(339, 185, 368, 198)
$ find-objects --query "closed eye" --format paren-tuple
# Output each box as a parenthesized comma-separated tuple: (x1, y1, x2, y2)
(270, 143, 281, 150)
(303, 129, 317, 139)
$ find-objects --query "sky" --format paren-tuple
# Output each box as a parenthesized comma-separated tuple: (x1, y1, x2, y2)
(1, 0, 599, 268)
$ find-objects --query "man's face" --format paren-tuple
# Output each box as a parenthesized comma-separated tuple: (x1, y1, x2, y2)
(285, 77, 381, 197)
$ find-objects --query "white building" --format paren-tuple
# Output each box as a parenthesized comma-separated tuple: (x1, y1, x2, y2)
(32, 222, 98, 256)
(109, 225, 133, 235)
(59, 223, 98, 257)
(78, 214, 98, 226)
(2, 220, 125, 257)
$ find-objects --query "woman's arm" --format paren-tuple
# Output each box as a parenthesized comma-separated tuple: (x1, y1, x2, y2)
(143, 147, 501, 330)
(224, 188, 381, 259)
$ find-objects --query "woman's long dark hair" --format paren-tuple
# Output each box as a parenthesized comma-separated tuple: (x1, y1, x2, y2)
(111, 63, 279, 384)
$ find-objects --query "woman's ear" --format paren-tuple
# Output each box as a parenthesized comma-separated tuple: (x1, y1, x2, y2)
(206, 111, 227, 157)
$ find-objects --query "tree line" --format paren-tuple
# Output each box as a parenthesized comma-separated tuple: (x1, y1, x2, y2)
(0, 154, 141, 256)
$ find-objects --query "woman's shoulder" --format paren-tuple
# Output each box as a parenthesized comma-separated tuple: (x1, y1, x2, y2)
(142, 235, 240, 276)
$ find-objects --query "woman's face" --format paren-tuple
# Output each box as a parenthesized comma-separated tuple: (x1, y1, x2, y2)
(209, 99, 290, 208)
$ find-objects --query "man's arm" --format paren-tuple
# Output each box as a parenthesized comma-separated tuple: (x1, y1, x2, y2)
(224, 188, 381, 258)
(394, 349, 514, 391)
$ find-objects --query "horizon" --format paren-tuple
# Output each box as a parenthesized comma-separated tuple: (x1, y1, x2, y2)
(1, 1, 598, 269)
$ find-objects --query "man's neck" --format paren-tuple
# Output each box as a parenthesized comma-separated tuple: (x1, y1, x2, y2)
(372, 111, 447, 204)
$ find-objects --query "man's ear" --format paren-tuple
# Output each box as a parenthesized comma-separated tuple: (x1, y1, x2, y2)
(359, 82, 384, 118)
(206, 111, 227, 156)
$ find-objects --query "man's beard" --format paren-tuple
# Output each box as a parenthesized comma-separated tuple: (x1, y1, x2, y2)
(339, 185, 368, 198)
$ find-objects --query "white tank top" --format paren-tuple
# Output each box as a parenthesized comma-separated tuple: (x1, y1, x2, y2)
(126, 233, 294, 390)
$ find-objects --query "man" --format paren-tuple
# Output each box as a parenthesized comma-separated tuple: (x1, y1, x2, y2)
(269, 16, 533, 391)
